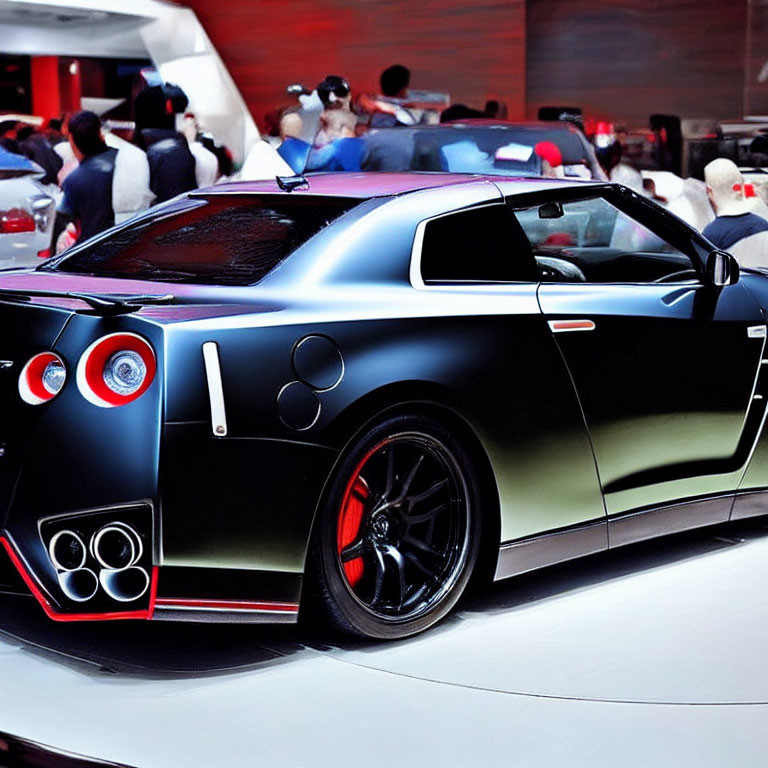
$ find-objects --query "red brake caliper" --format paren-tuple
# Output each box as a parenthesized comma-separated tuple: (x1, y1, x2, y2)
(337, 477, 369, 587)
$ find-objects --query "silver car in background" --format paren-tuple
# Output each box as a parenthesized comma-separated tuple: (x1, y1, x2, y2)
(0, 146, 56, 267)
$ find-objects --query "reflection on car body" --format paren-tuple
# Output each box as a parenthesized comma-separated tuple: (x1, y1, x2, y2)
(0, 172, 765, 640)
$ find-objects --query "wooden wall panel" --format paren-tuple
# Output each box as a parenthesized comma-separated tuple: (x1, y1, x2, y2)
(745, 0, 768, 115)
(527, 0, 748, 128)
(185, 0, 527, 129)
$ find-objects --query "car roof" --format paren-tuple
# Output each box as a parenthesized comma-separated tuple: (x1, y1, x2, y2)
(207, 173, 488, 198)
(398, 121, 592, 166)
(200, 172, 595, 200)
(443, 119, 582, 133)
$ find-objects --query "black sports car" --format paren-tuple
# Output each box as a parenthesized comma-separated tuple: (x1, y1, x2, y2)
(0, 172, 764, 639)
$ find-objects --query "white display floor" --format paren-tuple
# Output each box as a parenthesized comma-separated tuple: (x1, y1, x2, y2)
(1, 519, 768, 767)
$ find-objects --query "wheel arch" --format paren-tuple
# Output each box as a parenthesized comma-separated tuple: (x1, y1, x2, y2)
(303, 381, 502, 590)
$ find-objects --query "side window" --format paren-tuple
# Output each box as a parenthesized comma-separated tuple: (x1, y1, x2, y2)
(513, 196, 698, 284)
(419, 204, 537, 284)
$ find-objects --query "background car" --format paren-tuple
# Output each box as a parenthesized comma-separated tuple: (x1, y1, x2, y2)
(0, 172, 764, 641)
(296, 120, 607, 180)
(0, 145, 56, 267)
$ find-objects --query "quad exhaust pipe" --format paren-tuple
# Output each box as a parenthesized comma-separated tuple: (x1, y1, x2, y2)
(99, 566, 150, 602)
(58, 568, 99, 602)
(48, 530, 87, 571)
(46, 521, 149, 604)
(91, 523, 143, 570)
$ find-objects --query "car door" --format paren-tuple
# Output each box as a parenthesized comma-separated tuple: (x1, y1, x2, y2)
(514, 188, 766, 539)
(410, 201, 607, 561)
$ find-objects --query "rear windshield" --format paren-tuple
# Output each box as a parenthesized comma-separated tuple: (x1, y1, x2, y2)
(44, 195, 359, 285)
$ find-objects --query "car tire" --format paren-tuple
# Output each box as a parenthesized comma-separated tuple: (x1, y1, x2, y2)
(307, 412, 482, 639)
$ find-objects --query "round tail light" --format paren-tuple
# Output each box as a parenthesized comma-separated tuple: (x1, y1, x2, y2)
(76, 333, 156, 407)
(18, 352, 67, 405)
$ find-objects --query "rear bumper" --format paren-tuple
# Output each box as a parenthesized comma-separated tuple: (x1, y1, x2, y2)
(0, 535, 157, 622)
(0, 412, 322, 623)
(0, 301, 328, 624)
(0, 534, 301, 623)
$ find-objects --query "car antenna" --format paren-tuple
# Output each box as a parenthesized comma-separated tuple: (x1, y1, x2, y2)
(276, 175, 309, 192)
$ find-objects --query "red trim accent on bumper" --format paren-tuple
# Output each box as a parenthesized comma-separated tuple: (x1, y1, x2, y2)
(154, 597, 299, 613)
(147, 560, 159, 619)
(0, 536, 157, 622)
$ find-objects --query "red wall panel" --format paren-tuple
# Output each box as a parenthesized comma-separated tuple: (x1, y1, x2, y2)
(30, 56, 60, 121)
(186, 0, 527, 129)
(187, 0, 749, 132)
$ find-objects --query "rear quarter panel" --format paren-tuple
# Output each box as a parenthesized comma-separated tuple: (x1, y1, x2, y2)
(159, 284, 604, 573)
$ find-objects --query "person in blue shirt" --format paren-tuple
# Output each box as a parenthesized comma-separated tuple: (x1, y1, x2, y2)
(57, 111, 117, 242)
(702, 158, 768, 269)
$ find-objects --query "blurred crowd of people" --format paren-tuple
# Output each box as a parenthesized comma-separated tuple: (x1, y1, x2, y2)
(5, 59, 768, 267)
(255, 64, 517, 177)
(0, 81, 233, 253)
(586, 120, 768, 266)
(0, 63, 459, 252)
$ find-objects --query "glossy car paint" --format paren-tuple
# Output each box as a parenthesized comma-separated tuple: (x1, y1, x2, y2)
(540, 281, 764, 514)
(1, 172, 767, 623)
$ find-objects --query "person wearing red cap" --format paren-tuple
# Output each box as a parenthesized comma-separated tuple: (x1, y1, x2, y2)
(534, 141, 564, 178)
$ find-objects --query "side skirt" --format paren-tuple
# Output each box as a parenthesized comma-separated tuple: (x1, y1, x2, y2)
(731, 489, 768, 521)
(494, 493, 743, 580)
(494, 518, 607, 580)
(152, 599, 298, 624)
(608, 494, 733, 549)
(151, 566, 301, 624)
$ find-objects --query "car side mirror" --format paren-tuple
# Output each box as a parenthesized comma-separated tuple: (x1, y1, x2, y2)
(706, 249, 739, 287)
(538, 202, 564, 219)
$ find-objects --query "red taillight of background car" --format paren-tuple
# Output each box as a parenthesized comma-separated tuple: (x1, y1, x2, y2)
(0, 208, 36, 234)
(76, 333, 156, 408)
(18, 352, 67, 405)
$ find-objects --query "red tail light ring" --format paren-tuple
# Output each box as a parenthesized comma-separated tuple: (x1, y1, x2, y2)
(76, 333, 156, 408)
(18, 352, 67, 405)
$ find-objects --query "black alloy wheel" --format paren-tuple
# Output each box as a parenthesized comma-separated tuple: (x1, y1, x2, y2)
(309, 413, 482, 639)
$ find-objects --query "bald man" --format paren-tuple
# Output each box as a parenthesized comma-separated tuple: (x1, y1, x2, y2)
(702, 158, 768, 269)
